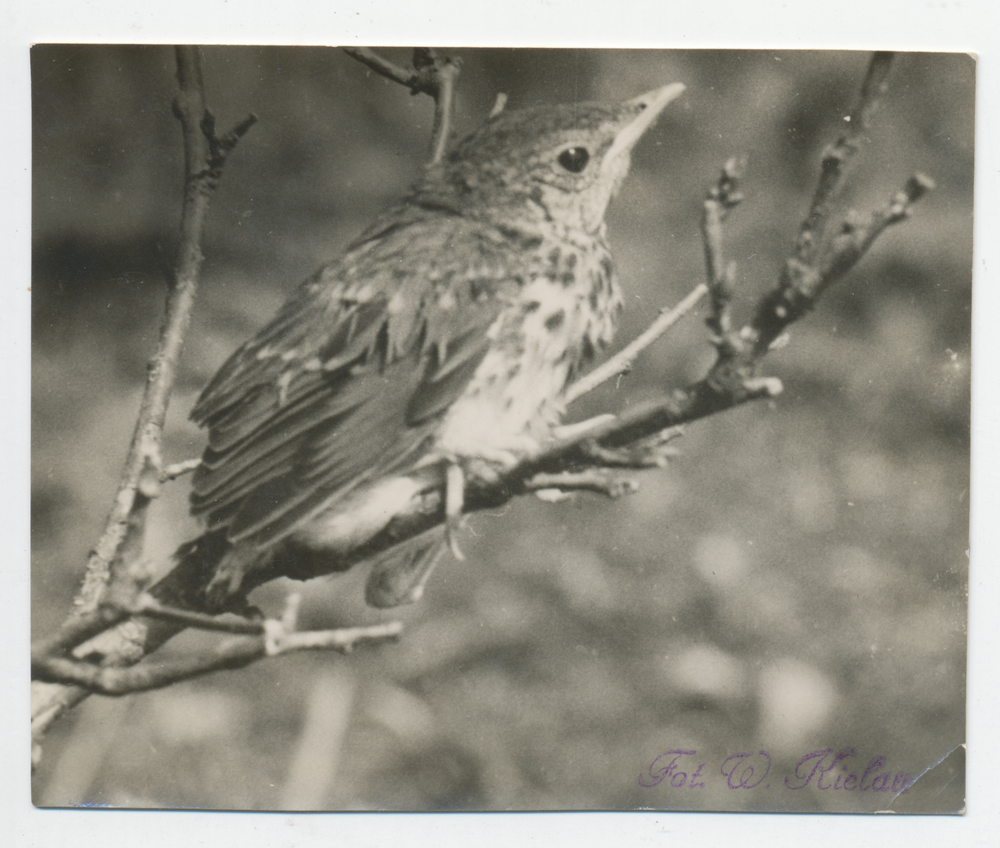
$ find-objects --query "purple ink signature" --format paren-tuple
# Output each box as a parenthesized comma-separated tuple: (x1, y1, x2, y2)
(639, 747, 916, 793)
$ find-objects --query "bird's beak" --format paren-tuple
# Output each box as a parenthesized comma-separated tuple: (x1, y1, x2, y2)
(603, 83, 686, 167)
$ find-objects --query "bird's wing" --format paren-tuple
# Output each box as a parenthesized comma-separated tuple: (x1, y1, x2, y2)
(190, 210, 520, 548)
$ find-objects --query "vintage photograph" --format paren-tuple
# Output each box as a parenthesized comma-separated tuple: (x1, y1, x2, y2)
(30, 46, 971, 813)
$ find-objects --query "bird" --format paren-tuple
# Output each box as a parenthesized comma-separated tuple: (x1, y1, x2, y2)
(180, 82, 685, 610)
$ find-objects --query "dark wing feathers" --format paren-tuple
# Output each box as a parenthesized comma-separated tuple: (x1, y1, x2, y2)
(192, 279, 334, 425)
(190, 211, 519, 548)
(225, 357, 428, 544)
(192, 391, 358, 511)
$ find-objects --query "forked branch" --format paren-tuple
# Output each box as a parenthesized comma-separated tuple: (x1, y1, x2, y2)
(342, 46, 460, 163)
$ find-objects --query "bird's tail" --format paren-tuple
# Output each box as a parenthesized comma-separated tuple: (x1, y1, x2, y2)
(364, 526, 449, 608)
(172, 519, 450, 610)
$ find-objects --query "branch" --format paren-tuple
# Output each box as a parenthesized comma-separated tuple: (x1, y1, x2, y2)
(342, 47, 460, 164)
(752, 170, 933, 356)
(71, 47, 255, 618)
(31, 45, 256, 751)
(33, 591, 400, 697)
(341, 46, 421, 89)
(32, 620, 403, 696)
(795, 50, 894, 265)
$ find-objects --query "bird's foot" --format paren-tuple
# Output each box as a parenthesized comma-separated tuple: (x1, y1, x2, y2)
(579, 426, 684, 469)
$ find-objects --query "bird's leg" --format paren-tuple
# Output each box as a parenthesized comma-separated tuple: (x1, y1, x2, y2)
(579, 426, 684, 469)
(444, 461, 467, 560)
(435, 434, 538, 561)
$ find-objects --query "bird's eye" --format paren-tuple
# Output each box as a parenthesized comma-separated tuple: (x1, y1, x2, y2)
(557, 147, 590, 173)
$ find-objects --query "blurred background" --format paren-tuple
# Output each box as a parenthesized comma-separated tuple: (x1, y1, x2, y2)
(31, 47, 971, 812)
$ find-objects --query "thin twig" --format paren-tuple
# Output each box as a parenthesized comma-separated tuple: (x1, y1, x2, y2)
(566, 159, 746, 407)
(749, 53, 923, 356)
(343, 47, 460, 164)
(429, 59, 458, 164)
(752, 171, 932, 357)
(795, 51, 894, 265)
(281, 592, 303, 633)
(815, 173, 936, 286)
(341, 46, 421, 89)
(31, 594, 263, 681)
(702, 157, 745, 338)
(564, 283, 708, 404)
(161, 457, 202, 481)
(488, 93, 508, 119)
(131, 594, 265, 634)
(31, 622, 403, 696)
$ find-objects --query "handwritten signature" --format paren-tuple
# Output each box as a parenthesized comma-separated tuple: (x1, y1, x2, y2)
(639, 748, 915, 793)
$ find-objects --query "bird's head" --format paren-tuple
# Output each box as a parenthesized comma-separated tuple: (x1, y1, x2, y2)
(416, 83, 685, 236)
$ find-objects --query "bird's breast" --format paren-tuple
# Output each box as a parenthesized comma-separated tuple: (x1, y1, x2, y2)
(434, 236, 620, 464)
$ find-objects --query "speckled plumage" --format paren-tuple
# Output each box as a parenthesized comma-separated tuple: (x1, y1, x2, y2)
(186, 83, 684, 606)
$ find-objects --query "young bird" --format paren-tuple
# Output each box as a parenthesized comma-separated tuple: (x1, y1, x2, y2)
(182, 82, 685, 609)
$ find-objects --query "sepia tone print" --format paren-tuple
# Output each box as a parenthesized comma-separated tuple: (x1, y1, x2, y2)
(31, 46, 970, 813)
